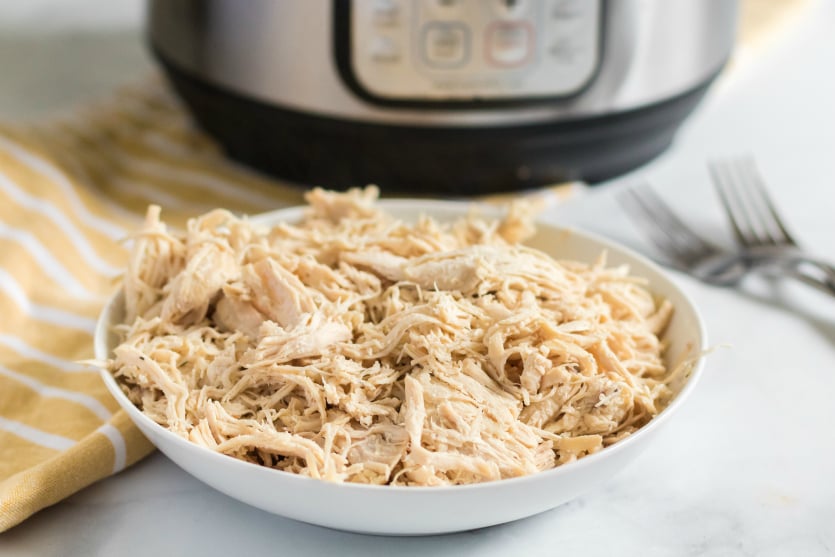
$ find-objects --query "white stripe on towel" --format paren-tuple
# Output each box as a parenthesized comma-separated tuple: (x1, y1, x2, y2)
(0, 269, 97, 333)
(0, 334, 96, 373)
(0, 171, 122, 276)
(0, 364, 112, 421)
(96, 423, 127, 473)
(0, 134, 130, 239)
(0, 416, 75, 451)
(0, 223, 101, 302)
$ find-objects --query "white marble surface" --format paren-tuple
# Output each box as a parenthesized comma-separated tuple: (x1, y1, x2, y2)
(2, 2, 835, 555)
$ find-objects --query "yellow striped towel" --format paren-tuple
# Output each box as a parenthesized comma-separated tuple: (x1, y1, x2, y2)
(0, 78, 575, 532)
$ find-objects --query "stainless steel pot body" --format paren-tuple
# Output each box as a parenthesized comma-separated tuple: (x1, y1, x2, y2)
(148, 0, 738, 192)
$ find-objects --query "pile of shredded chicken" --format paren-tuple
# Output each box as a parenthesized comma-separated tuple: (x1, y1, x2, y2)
(109, 187, 674, 486)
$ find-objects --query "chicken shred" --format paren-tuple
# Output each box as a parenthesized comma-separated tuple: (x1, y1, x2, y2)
(109, 187, 674, 486)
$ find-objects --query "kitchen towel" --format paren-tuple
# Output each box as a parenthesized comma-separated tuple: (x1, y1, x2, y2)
(0, 80, 301, 533)
(0, 79, 575, 532)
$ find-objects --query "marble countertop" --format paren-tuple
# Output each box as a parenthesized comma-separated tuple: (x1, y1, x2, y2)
(2, 2, 834, 555)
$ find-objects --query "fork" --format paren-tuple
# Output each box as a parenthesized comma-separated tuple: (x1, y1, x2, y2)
(618, 186, 748, 285)
(710, 157, 835, 289)
(619, 186, 835, 296)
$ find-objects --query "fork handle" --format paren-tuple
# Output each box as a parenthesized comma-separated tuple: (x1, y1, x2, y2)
(794, 257, 835, 293)
(759, 257, 835, 298)
(786, 267, 835, 298)
(775, 255, 835, 291)
(794, 258, 835, 288)
(746, 247, 835, 288)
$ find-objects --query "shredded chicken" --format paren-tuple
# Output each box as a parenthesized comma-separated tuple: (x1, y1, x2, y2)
(109, 187, 675, 486)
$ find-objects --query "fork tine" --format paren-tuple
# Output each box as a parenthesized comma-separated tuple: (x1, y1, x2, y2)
(618, 186, 714, 265)
(710, 160, 762, 247)
(727, 158, 783, 246)
(634, 187, 716, 254)
(738, 158, 798, 246)
(618, 189, 683, 261)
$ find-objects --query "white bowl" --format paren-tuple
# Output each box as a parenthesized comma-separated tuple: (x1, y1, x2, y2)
(96, 200, 707, 536)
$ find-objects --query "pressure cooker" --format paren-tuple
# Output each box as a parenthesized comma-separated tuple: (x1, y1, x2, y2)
(148, 0, 738, 194)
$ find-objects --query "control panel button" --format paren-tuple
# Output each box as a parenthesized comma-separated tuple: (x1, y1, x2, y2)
(372, 0, 401, 26)
(425, 0, 465, 18)
(422, 22, 469, 68)
(494, 0, 528, 17)
(369, 36, 401, 63)
(348, 0, 600, 100)
(486, 21, 533, 67)
(434, 0, 461, 9)
(551, 0, 583, 19)
(548, 37, 582, 64)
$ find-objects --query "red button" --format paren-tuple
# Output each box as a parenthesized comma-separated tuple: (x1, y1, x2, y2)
(485, 21, 534, 67)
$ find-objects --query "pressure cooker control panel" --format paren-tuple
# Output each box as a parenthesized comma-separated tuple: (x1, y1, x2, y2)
(342, 0, 601, 103)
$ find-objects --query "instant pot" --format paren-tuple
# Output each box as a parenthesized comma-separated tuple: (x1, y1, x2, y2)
(148, 0, 738, 194)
